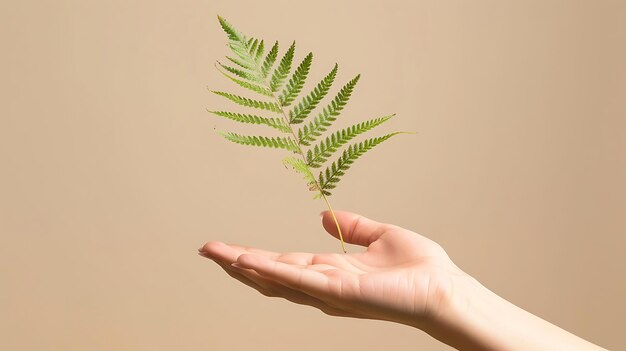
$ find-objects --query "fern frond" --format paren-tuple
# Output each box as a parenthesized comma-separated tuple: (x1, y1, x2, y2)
(228, 41, 256, 67)
(212, 16, 414, 253)
(212, 91, 281, 113)
(282, 157, 318, 190)
(254, 40, 265, 63)
(226, 55, 256, 71)
(279, 52, 313, 107)
(317, 132, 405, 196)
(270, 42, 295, 93)
(248, 38, 260, 57)
(289, 64, 338, 124)
(261, 41, 279, 78)
(216, 68, 272, 97)
(218, 131, 300, 153)
(209, 111, 290, 133)
(217, 15, 243, 42)
(246, 38, 265, 64)
(217, 62, 262, 83)
(217, 17, 265, 73)
(306, 114, 394, 167)
(297, 74, 360, 146)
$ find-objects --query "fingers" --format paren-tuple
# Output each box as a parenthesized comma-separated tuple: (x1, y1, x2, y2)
(232, 263, 358, 318)
(199, 241, 315, 266)
(198, 241, 241, 263)
(236, 253, 331, 299)
(321, 211, 390, 247)
(198, 242, 327, 300)
(207, 253, 355, 318)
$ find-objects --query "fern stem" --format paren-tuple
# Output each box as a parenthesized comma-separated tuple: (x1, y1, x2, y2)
(321, 192, 347, 253)
(239, 38, 348, 253)
(270, 93, 347, 253)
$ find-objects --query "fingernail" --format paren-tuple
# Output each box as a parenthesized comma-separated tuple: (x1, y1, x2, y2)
(231, 262, 244, 269)
(198, 245, 204, 252)
(319, 211, 325, 218)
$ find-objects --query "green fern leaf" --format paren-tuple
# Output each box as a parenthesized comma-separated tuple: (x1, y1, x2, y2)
(229, 42, 256, 67)
(212, 91, 281, 113)
(216, 68, 272, 97)
(218, 17, 265, 72)
(289, 64, 338, 124)
(247, 38, 265, 64)
(209, 111, 290, 133)
(282, 157, 318, 191)
(211, 17, 413, 252)
(279, 52, 313, 106)
(261, 41, 279, 78)
(317, 132, 406, 196)
(217, 15, 243, 42)
(297, 74, 360, 146)
(217, 62, 262, 83)
(218, 131, 300, 153)
(248, 38, 260, 56)
(269, 42, 295, 93)
(225, 55, 256, 71)
(306, 114, 394, 167)
(254, 40, 265, 63)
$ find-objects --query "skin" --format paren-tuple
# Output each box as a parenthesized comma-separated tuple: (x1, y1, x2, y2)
(199, 211, 609, 351)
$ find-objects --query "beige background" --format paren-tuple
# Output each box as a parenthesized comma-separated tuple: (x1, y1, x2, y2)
(1, 0, 625, 350)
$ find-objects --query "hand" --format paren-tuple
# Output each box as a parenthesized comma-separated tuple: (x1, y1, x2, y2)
(198, 211, 470, 329)
(199, 211, 610, 351)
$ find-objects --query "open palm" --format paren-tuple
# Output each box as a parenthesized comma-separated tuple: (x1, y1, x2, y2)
(199, 211, 468, 327)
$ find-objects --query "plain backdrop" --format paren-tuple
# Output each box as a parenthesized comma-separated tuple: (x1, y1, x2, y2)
(1, 0, 625, 350)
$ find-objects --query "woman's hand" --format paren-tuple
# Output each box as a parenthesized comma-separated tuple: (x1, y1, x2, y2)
(199, 211, 609, 351)
(198, 211, 469, 329)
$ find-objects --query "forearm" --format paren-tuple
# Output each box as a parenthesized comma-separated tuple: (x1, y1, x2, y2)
(419, 275, 608, 351)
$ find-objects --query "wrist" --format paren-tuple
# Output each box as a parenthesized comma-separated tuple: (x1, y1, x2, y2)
(433, 274, 513, 350)
(414, 272, 500, 350)
(420, 272, 607, 351)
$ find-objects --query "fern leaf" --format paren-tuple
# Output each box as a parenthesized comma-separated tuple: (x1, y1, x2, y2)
(226, 55, 256, 71)
(261, 41, 279, 78)
(270, 42, 295, 93)
(297, 74, 360, 146)
(218, 131, 300, 153)
(282, 157, 318, 190)
(279, 52, 313, 107)
(317, 132, 405, 195)
(254, 40, 265, 63)
(217, 17, 263, 72)
(217, 62, 262, 83)
(229, 42, 256, 67)
(216, 67, 272, 97)
(217, 15, 243, 42)
(209, 111, 290, 133)
(289, 64, 338, 124)
(212, 91, 281, 113)
(306, 114, 394, 167)
(248, 38, 259, 57)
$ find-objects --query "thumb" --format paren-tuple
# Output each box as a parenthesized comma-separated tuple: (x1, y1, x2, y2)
(320, 211, 389, 247)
